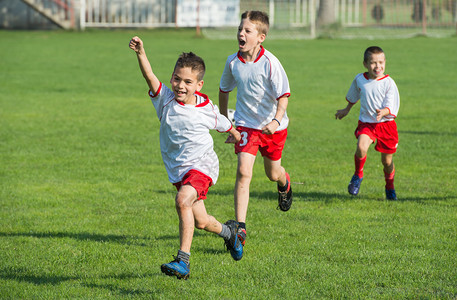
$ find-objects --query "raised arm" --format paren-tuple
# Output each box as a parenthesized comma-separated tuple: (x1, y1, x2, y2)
(129, 36, 161, 94)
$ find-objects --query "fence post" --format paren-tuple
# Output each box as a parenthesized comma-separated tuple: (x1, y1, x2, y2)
(422, 0, 427, 35)
(362, 0, 366, 25)
(269, 0, 275, 27)
(80, 0, 85, 30)
(310, 0, 316, 38)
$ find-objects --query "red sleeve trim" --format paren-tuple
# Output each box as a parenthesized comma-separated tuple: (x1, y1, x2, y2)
(385, 107, 397, 119)
(218, 124, 233, 133)
(148, 82, 162, 98)
(219, 87, 231, 93)
(276, 93, 291, 101)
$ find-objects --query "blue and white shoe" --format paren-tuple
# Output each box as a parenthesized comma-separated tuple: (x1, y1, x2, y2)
(385, 189, 397, 200)
(161, 257, 190, 280)
(348, 174, 363, 196)
(224, 220, 243, 261)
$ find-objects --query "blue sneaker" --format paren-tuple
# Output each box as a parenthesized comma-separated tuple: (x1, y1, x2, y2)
(224, 220, 243, 261)
(386, 189, 397, 200)
(348, 174, 363, 195)
(161, 257, 190, 280)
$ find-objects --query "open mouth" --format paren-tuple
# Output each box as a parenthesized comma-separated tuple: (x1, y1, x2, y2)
(239, 40, 246, 47)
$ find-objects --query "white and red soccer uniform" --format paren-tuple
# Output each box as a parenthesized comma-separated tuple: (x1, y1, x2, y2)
(346, 72, 400, 123)
(149, 83, 233, 184)
(219, 46, 291, 131)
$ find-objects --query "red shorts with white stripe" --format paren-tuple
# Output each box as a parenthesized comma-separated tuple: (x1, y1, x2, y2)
(355, 120, 398, 154)
(173, 169, 213, 200)
(235, 126, 287, 161)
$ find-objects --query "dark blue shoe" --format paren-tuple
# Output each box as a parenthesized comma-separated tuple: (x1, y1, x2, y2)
(224, 220, 243, 261)
(348, 175, 363, 195)
(386, 189, 397, 200)
(161, 257, 190, 280)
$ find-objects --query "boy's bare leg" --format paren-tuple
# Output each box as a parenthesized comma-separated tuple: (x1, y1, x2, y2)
(175, 185, 198, 253)
(192, 200, 222, 234)
(381, 153, 394, 173)
(234, 152, 256, 223)
(263, 157, 286, 186)
(356, 134, 373, 158)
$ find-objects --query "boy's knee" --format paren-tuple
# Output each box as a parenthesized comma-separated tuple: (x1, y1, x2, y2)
(237, 167, 253, 181)
(175, 195, 190, 210)
(194, 221, 206, 230)
(266, 171, 281, 182)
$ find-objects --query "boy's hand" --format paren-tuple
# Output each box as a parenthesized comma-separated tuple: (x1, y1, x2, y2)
(129, 36, 143, 53)
(225, 129, 241, 144)
(376, 108, 389, 121)
(262, 121, 279, 135)
(335, 107, 349, 119)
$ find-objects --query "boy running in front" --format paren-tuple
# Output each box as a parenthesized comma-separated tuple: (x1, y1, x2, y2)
(335, 46, 400, 200)
(129, 36, 243, 280)
(219, 11, 293, 248)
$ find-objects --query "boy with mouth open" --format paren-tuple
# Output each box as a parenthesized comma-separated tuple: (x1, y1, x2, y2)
(219, 11, 293, 249)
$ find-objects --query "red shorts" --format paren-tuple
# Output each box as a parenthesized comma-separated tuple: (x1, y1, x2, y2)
(355, 120, 398, 154)
(235, 126, 287, 161)
(173, 169, 213, 200)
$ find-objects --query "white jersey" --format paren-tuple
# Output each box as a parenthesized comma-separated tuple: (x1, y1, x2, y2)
(149, 83, 233, 184)
(346, 73, 400, 123)
(219, 46, 290, 130)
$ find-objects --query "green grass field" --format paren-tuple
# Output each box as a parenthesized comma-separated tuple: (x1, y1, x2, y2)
(1, 29, 456, 298)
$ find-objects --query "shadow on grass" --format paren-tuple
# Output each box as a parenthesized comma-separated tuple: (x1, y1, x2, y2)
(0, 266, 161, 295)
(249, 190, 350, 202)
(0, 231, 150, 246)
(399, 130, 457, 137)
(0, 267, 79, 286)
(251, 190, 457, 203)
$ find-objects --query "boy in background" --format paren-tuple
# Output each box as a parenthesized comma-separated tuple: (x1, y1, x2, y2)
(129, 36, 243, 280)
(335, 46, 400, 200)
(219, 11, 293, 248)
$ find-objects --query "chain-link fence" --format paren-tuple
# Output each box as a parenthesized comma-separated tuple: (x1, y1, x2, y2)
(204, 0, 457, 39)
(2, 0, 456, 38)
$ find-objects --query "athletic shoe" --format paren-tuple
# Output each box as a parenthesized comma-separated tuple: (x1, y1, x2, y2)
(278, 172, 293, 211)
(224, 220, 243, 261)
(385, 189, 397, 200)
(348, 174, 363, 195)
(237, 227, 246, 246)
(161, 257, 190, 280)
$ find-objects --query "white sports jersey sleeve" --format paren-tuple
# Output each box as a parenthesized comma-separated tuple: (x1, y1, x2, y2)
(149, 83, 232, 184)
(346, 73, 400, 123)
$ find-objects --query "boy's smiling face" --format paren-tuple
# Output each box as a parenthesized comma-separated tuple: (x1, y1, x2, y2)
(363, 52, 386, 80)
(170, 66, 203, 105)
(237, 18, 265, 57)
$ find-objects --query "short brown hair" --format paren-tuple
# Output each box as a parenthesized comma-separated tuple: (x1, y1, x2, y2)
(241, 11, 269, 36)
(364, 46, 384, 63)
(174, 52, 205, 81)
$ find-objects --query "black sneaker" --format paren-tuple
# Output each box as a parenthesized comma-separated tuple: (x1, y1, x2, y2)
(278, 172, 293, 211)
